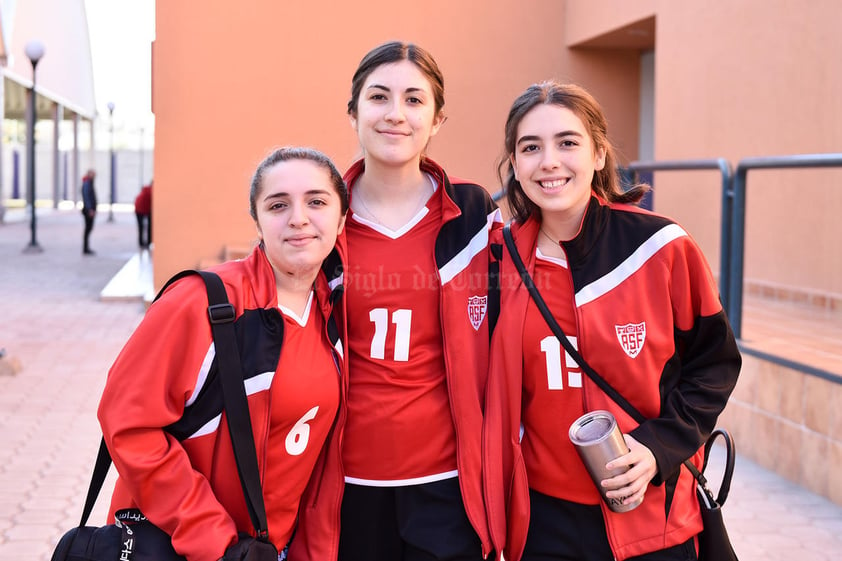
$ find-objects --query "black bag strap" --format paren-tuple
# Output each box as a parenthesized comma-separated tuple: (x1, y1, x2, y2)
(198, 271, 269, 538)
(502, 224, 734, 506)
(79, 270, 269, 538)
(487, 242, 503, 338)
(79, 439, 112, 526)
(703, 427, 735, 506)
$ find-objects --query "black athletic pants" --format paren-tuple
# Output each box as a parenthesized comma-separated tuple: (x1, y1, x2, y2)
(136, 212, 151, 248)
(83, 212, 95, 252)
(338, 478, 485, 561)
(522, 489, 697, 561)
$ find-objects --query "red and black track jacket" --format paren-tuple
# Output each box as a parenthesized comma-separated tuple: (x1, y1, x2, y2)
(484, 197, 741, 561)
(289, 158, 502, 561)
(98, 246, 344, 561)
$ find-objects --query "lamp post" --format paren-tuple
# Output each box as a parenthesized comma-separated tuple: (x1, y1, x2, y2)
(107, 101, 115, 222)
(23, 39, 45, 254)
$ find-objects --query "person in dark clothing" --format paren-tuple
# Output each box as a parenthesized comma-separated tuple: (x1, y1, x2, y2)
(81, 169, 98, 255)
(135, 181, 152, 249)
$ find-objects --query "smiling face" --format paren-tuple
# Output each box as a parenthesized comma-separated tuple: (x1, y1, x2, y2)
(512, 103, 606, 238)
(350, 60, 444, 169)
(254, 159, 346, 287)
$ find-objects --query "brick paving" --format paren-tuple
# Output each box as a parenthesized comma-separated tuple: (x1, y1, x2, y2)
(1, 209, 142, 561)
(1, 208, 840, 560)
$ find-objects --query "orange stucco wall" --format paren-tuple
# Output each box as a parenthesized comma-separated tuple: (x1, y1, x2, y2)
(152, 0, 842, 301)
(151, 0, 642, 288)
(648, 0, 842, 295)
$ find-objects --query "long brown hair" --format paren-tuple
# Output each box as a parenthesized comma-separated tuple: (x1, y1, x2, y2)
(499, 81, 649, 223)
(347, 41, 445, 118)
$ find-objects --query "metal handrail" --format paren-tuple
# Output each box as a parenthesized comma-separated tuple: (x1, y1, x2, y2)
(628, 158, 733, 311)
(728, 153, 842, 338)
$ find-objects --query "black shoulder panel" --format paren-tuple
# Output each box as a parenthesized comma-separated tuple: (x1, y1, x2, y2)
(165, 307, 284, 441)
(435, 181, 496, 268)
(564, 200, 676, 289)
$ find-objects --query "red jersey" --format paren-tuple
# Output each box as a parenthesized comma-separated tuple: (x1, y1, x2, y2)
(264, 295, 340, 546)
(342, 186, 458, 483)
(290, 158, 500, 561)
(520, 249, 598, 504)
(135, 185, 152, 214)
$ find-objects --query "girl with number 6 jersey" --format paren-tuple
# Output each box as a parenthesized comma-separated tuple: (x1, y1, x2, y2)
(98, 147, 348, 561)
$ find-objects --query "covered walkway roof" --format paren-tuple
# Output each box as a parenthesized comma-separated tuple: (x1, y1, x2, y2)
(1, 0, 96, 121)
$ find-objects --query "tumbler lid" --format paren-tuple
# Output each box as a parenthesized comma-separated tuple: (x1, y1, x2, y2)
(569, 410, 617, 445)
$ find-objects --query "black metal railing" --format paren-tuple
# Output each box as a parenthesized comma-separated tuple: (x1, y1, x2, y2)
(728, 153, 842, 338)
(628, 159, 733, 311)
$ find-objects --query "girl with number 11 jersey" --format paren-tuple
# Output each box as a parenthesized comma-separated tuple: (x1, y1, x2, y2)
(288, 41, 500, 561)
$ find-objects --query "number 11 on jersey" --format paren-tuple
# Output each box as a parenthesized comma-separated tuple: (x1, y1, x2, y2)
(369, 308, 412, 361)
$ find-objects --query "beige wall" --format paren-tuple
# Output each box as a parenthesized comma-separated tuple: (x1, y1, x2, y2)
(152, 0, 842, 302)
(645, 0, 842, 297)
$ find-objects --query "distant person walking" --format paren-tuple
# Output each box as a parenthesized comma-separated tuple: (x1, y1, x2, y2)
(135, 181, 152, 249)
(81, 169, 98, 255)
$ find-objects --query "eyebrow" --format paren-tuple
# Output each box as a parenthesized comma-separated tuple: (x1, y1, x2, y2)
(516, 130, 584, 145)
(366, 84, 427, 95)
(262, 189, 333, 202)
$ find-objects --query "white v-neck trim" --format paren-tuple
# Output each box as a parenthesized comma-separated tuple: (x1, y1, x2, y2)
(352, 206, 429, 239)
(278, 290, 313, 327)
(536, 246, 568, 268)
(350, 173, 438, 240)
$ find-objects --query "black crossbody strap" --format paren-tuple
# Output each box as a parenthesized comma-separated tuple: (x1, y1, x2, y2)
(79, 438, 112, 526)
(196, 271, 269, 537)
(78, 270, 269, 536)
(502, 225, 643, 422)
(502, 224, 732, 504)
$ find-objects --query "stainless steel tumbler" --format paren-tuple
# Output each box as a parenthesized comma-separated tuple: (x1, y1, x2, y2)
(569, 410, 642, 513)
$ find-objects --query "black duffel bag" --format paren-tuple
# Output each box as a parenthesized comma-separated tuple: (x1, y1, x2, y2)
(52, 509, 277, 561)
(51, 508, 183, 561)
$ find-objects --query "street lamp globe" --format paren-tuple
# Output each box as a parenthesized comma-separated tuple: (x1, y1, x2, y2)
(24, 40, 45, 66)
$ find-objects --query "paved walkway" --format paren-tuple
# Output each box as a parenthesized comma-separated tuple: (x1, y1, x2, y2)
(1, 209, 841, 560)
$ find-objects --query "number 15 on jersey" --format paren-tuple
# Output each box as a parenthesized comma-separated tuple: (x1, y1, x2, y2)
(540, 335, 582, 390)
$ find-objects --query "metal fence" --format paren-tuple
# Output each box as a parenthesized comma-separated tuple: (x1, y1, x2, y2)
(628, 158, 733, 311)
(727, 153, 842, 338)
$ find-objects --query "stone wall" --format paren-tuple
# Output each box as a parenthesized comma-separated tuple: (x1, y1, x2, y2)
(719, 355, 842, 506)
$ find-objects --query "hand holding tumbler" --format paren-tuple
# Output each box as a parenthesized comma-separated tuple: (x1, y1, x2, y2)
(569, 411, 642, 513)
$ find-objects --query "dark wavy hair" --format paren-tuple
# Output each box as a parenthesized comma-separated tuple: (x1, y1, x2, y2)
(498, 81, 649, 223)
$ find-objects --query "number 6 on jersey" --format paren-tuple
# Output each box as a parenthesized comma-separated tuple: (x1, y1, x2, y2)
(286, 406, 319, 456)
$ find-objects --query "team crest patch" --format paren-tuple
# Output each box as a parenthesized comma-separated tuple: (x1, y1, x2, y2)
(467, 295, 488, 331)
(615, 322, 646, 358)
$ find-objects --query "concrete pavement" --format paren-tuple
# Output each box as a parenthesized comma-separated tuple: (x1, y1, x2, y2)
(1, 209, 841, 560)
